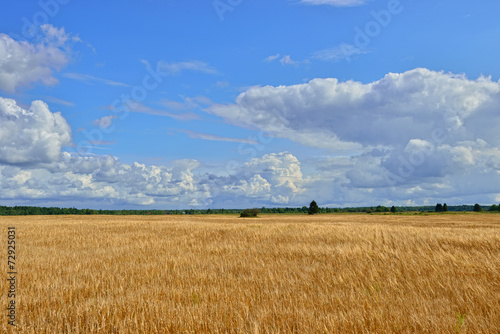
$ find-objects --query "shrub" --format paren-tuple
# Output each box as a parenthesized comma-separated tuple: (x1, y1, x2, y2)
(240, 208, 260, 217)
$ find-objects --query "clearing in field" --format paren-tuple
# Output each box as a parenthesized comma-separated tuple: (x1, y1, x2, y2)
(1, 214, 499, 333)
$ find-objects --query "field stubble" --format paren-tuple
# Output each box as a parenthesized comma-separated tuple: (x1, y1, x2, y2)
(0, 214, 499, 333)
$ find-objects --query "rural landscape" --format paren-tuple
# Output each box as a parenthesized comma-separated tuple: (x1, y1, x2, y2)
(1, 211, 499, 333)
(2, 1, 500, 332)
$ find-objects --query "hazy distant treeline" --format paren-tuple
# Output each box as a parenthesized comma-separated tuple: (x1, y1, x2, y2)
(0, 204, 493, 216)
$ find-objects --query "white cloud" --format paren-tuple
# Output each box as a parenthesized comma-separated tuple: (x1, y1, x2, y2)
(264, 54, 300, 66)
(179, 129, 259, 144)
(40, 24, 80, 46)
(13, 153, 212, 207)
(0, 25, 77, 92)
(44, 96, 76, 107)
(404, 139, 434, 153)
(279, 55, 297, 66)
(126, 102, 200, 120)
(0, 150, 308, 208)
(2, 74, 500, 209)
(208, 68, 500, 150)
(157, 60, 217, 75)
(269, 45, 366, 66)
(62, 73, 130, 87)
(0, 97, 71, 165)
(0, 98, 308, 207)
(264, 53, 281, 62)
(159, 96, 212, 111)
(93, 115, 117, 129)
(235, 152, 305, 204)
(223, 174, 271, 198)
(313, 43, 368, 62)
(207, 68, 500, 205)
(300, 0, 367, 6)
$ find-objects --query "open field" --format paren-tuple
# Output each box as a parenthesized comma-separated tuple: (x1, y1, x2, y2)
(0, 214, 499, 333)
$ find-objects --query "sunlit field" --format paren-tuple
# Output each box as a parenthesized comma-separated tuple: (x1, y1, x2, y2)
(1, 214, 499, 333)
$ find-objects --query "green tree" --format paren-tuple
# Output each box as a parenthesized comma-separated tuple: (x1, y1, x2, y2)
(435, 203, 443, 212)
(489, 204, 499, 212)
(391, 205, 397, 213)
(240, 208, 260, 217)
(443, 203, 448, 212)
(473, 203, 482, 212)
(308, 200, 319, 215)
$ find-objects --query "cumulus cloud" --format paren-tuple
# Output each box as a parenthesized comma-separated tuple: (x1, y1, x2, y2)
(208, 68, 500, 150)
(221, 152, 305, 205)
(0, 150, 307, 208)
(0, 98, 307, 207)
(3, 68, 500, 208)
(0, 152, 211, 207)
(0, 25, 77, 92)
(223, 175, 271, 198)
(208, 68, 500, 205)
(0, 97, 71, 165)
(243, 152, 304, 194)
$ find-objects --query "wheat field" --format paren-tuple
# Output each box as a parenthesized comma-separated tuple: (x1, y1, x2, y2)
(0, 214, 499, 333)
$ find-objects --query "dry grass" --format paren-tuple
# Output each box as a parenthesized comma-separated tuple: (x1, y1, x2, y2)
(0, 214, 499, 333)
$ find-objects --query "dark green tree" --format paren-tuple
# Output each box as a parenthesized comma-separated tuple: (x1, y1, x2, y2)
(435, 203, 443, 212)
(240, 208, 260, 217)
(443, 203, 448, 212)
(473, 203, 482, 212)
(391, 205, 397, 213)
(308, 200, 319, 215)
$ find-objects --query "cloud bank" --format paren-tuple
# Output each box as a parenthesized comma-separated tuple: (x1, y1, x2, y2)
(209, 68, 500, 151)
(0, 96, 305, 207)
(2, 68, 500, 208)
(208, 68, 500, 205)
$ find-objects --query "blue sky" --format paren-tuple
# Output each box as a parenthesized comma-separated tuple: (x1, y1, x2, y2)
(1, 0, 500, 209)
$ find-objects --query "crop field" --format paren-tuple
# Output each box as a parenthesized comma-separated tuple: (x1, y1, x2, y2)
(0, 214, 499, 333)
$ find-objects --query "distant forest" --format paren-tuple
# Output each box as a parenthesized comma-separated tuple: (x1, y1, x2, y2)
(1, 204, 498, 216)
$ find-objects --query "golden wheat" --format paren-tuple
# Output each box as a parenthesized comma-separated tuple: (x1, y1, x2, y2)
(0, 214, 499, 333)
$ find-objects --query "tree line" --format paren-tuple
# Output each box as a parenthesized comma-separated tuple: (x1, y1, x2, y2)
(1, 203, 499, 216)
(0, 206, 242, 216)
(435, 203, 500, 212)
